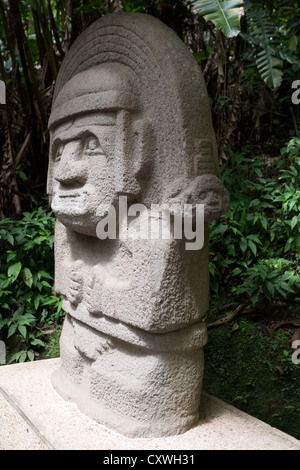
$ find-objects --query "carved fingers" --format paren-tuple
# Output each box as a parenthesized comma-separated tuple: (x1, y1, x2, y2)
(68, 263, 83, 305)
(86, 272, 101, 314)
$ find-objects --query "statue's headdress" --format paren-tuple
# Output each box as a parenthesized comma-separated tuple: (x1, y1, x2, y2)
(48, 13, 228, 217)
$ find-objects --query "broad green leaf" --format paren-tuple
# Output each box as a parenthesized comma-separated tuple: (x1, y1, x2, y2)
(256, 48, 283, 90)
(262, 284, 272, 301)
(247, 234, 263, 244)
(209, 262, 215, 275)
(291, 216, 299, 230)
(279, 281, 295, 293)
(7, 262, 22, 283)
(27, 350, 35, 361)
(19, 351, 27, 363)
(34, 295, 40, 310)
(18, 324, 27, 339)
(12, 305, 25, 319)
(31, 338, 45, 347)
(251, 289, 260, 306)
(248, 240, 257, 256)
(0, 318, 8, 329)
(22, 267, 33, 288)
(193, 0, 244, 38)
(37, 270, 53, 280)
(6, 233, 14, 245)
(210, 223, 228, 236)
(34, 236, 47, 245)
(240, 238, 247, 253)
(7, 323, 17, 338)
(265, 281, 275, 297)
(7, 252, 16, 262)
(260, 215, 268, 230)
(41, 280, 52, 288)
(289, 35, 298, 52)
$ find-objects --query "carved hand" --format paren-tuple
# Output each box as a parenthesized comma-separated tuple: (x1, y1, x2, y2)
(167, 174, 230, 222)
(85, 271, 102, 315)
(67, 262, 83, 305)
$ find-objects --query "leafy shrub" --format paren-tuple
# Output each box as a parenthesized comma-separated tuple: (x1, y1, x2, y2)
(0, 207, 63, 362)
(209, 137, 300, 306)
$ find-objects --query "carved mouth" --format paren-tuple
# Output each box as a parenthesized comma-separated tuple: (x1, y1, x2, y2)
(59, 193, 81, 198)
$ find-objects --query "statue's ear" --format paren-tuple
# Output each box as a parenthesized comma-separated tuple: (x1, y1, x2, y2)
(167, 174, 230, 222)
(132, 118, 153, 187)
(114, 111, 153, 198)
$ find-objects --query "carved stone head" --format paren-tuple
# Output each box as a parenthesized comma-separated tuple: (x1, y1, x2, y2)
(47, 13, 229, 237)
(48, 63, 140, 236)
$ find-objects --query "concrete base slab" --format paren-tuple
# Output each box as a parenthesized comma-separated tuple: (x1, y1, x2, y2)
(0, 358, 299, 450)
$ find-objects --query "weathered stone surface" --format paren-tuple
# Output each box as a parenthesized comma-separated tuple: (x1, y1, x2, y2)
(47, 12, 229, 437)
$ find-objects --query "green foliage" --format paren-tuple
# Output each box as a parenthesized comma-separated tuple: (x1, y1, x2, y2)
(193, 0, 245, 38)
(122, 0, 152, 12)
(246, 8, 283, 90)
(245, 0, 300, 90)
(209, 138, 300, 306)
(193, 0, 300, 91)
(0, 207, 63, 362)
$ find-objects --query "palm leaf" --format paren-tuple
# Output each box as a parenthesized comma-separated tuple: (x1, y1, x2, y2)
(256, 47, 283, 90)
(193, 0, 245, 38)
(247, 9, 283, 90)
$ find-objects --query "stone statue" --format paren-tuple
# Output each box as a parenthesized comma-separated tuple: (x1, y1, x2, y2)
(47, 12, 229, 438)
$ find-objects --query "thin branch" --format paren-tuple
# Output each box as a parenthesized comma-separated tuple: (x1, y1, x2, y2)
(0, 181, 27, 198)
(207, 303, 248, 329)
(14, 132, 32, 169)
(272, 321, 300, 332)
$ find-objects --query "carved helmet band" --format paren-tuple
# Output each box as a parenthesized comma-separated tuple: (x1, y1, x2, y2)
(48, 63, 139, 130)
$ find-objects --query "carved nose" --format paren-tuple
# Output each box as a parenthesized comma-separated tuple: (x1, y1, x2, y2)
(209, 191, 221, 206)
(54, 142, 87, 185)
(55, 162, 86, 185)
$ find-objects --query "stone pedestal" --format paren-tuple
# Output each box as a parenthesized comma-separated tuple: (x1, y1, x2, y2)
(1, 359, 299, 450)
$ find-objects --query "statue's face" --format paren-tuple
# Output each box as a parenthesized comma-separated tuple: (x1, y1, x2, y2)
(50, 112, 117, 235)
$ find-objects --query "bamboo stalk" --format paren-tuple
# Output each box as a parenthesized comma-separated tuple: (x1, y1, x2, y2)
(0, 106, 22, 215)
(8, 0, 35, 127)
(35, 0, 58, 79)
(47, 0, 64, 60)
(11, 0, 47, 129)
(31, 5, 47, 67)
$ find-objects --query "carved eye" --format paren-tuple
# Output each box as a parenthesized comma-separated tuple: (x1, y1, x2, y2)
(56, 143, 64, 161)
(85, 136, 99, 151)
